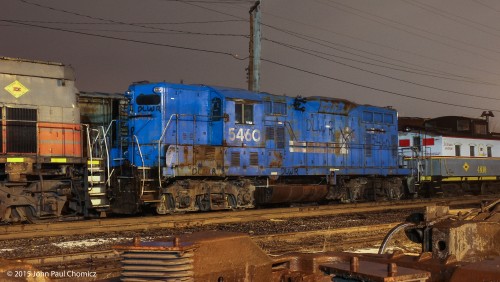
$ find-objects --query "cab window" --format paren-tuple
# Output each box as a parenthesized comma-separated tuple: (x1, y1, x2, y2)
(235, 103, 254, 124)
(136, 94, 160, 105)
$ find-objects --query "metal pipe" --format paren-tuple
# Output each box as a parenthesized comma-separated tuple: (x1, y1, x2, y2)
(378, 222, 415, 254)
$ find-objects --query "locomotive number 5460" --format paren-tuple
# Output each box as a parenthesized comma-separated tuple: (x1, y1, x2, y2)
(228, 128, 261, 142)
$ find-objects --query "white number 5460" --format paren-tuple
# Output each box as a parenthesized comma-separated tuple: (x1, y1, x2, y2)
(228, 128, 261, 142)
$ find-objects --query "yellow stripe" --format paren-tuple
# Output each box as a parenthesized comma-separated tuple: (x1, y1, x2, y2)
(87, 160, 100, 165)
(479, 176, 497, 180)
(421, 176, 497, 182)
(7, 157, 24, 163)
(442, 177, 464, 182)
(51, 158, 67, 163)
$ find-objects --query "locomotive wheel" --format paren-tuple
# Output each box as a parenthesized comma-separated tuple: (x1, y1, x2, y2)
(386, 185, 403, 200)
(4, 206, 38, 223)
(196, 195, 211, 212)
(156, 194, 175, 215)
(22, 206, 38, 223)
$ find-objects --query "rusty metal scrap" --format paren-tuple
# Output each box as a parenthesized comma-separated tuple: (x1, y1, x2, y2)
(114, 199, 499, 281)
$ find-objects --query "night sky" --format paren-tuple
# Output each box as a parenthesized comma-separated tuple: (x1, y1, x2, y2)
(3, 0, 500, 130)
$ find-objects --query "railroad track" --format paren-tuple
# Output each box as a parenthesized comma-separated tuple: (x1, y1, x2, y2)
(0, 195, 494, 240)
(10, 222, 399, 281)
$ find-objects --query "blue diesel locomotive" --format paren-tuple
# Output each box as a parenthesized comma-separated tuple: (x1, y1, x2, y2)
(109, 82, 411, 214)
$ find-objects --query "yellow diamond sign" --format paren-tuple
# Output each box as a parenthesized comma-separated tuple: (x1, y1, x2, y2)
(4, 80, 29, 98)
(463, 162, 469, 172)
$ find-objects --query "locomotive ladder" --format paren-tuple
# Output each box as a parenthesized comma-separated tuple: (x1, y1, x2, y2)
(138, 166, 161, 203)
(86, 126, 111, 214)
(87, 158, 110, 211)
(133, 135, 161, 204)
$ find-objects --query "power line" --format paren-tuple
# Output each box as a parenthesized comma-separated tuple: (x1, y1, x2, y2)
(1, 19, 246, 59)
(157, 0, 253, 3)
(0, 23, 247, 37)
(262, 58, 498, 112)
(7, 0, 499, 111)
(403, 0, 500, 38)
(154, 0, 496, 104)
(158, 0, 247, 20)
(262, 10, 500, 79)
(318, 0, 500, 62)
(14, 0, 248, 37)
(1, 19, 246, 25)
(266, 38, 500, 101)
(265, 37, 500, 87)
(472, 0, 500, 13)
(262, 26, 498, 86)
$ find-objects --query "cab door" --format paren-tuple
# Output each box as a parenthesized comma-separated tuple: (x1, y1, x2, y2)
(209, 92, 223, 146)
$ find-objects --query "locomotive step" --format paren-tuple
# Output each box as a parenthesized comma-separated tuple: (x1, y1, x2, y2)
(140, 179, 156, 182)
(142, 190, 158, 193)
(88, 193, 107, 196)
(91, 204, 110, 208)
(141, 200, 162, 203)
(88, 168, 104, 172)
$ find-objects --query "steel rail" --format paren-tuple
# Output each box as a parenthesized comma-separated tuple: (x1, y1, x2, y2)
(0, 196, 494, 241)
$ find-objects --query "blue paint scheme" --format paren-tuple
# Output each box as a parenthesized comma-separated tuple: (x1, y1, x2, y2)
(114, 82, 409, 178)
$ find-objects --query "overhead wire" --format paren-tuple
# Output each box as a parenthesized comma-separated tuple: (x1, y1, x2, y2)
(173, 0, 500, 83)
(1, 19, 246, 25)
(262, 27, 498, 86)
(5, 0, 499, 111)
(404, 0, 500, 36)
(157, 0, 500, 108)
(14, 0, 248, 37)
(318, 0, 500, 62)
(472, 0, 500, 13)
(261, 58, 498, 112)
(266, 38, 500, 101)
(0, 19, 247, 60)
(262, 10, 500, 79)
(265, 37, 500, 87)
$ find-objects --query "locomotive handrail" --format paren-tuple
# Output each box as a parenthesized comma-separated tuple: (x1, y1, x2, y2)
(133, 134, 146, 198)
(100, 125, 111, 187)
(99, 120, 117, 187)
(158, 114, 179, 188)
(86, 126, 97, 187)
(156, 113, 212, 188)
(284, 121, 297, 141)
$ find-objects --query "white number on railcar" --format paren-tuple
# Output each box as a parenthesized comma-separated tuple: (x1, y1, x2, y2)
(228, 128, 261, 142)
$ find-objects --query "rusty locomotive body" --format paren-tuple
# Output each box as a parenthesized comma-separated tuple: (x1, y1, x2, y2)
(109, 81, 411, 215)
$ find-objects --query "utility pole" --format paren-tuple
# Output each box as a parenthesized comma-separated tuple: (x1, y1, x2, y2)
(248, 1, 261, 92)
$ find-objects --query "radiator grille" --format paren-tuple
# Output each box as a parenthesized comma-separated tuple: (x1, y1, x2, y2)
(6, 108, 37, 153)
(230, 152, 240, 166)
(365, 135, 372, 158)
(276, 127, 285, 149)
(265, 127, 274, 141)
(249, 152, 259, 166)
